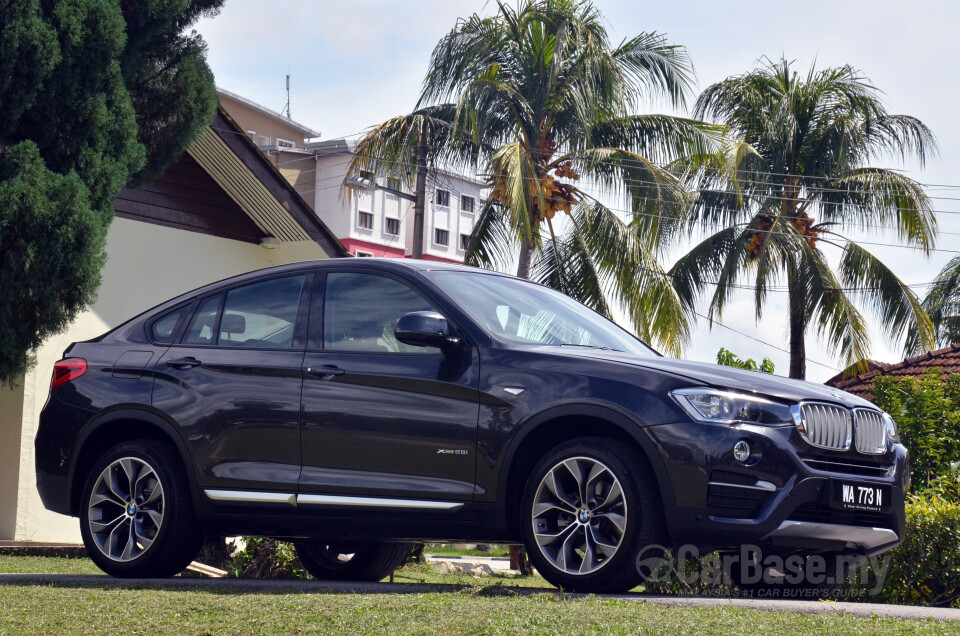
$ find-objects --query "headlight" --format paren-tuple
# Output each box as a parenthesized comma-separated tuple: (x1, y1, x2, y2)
(883, 412, 900, 444)
(670, 387, 794, 426)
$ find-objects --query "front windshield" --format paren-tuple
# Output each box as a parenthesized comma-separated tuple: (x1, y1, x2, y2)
(428, 271, 658, 357)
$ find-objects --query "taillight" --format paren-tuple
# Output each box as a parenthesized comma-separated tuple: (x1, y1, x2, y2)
(51, 358, 87, 390)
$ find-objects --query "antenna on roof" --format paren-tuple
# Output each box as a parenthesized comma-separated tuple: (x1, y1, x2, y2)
(282, 74, 291, 120)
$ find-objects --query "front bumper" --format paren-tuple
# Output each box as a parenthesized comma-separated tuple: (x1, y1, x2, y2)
(646, 420, 908, 556)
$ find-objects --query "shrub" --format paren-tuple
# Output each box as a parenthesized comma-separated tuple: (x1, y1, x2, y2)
(226, 538, 306, 579)
(870, 370, 960, 489)
(848, 495, 960, 608)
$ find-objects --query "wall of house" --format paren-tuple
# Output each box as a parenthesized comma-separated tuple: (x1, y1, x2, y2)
(8, 217, 328, 543)
(270, 149, 317, 209)
(219, 94, 308, 149)
(0, 383, 25, 540)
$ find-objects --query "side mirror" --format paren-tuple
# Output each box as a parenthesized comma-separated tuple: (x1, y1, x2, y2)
(395, 311, 460, 352)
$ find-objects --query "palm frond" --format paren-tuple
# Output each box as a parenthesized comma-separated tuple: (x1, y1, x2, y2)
(575, 199, 690, 355)
(839, 241, 935, 353)
(463, 199, 516, 272)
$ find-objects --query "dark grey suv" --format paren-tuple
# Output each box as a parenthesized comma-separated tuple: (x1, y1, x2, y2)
(36, 259, 907, 592)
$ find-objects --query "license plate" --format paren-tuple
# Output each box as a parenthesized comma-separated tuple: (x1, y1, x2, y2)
(832, 481, 891, 513)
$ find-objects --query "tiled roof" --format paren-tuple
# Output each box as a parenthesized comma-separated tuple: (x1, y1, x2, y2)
(825, 344, 960, 400)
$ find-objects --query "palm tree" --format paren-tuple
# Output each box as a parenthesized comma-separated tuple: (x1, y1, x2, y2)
(905, 256, 960, 355)
(671, 58, 937, 379)
(346, 105, 465, 258)
(413, 0, 721, 355)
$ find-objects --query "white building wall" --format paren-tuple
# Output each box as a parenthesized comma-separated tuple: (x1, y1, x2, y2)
(5, 217, 328, 543)
(425, 172, 483, 262)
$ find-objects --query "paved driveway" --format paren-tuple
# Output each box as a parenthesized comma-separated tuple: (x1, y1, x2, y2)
(1, 573, 957, 622)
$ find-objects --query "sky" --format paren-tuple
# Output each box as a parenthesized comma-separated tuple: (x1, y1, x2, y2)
(194, 0, 960, 382)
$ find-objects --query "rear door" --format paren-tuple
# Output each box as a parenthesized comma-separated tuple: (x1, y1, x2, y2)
(299, 270, 480, 507)
(152, 272, 311, 500)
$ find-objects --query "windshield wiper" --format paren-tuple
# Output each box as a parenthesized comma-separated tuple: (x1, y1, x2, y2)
(558, 343, 621, 352)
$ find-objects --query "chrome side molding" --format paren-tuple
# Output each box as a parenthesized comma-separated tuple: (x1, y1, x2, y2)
(203, 489, 296, 506)
(203, 489, 463, 511)
(297, 494, 464, 510)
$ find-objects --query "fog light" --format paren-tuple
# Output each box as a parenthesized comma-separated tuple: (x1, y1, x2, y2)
(733, 440, 751, 463)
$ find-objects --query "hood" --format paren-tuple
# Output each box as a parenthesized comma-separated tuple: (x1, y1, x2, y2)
(546, 347, 876, 409)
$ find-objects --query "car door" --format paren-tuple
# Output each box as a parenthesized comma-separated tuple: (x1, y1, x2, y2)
(152, 272, 312, 500)
(299, 270, 480, 508)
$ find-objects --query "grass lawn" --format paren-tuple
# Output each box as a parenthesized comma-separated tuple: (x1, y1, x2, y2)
(1, 557, 957, 635)
(423, 543, 512, 558)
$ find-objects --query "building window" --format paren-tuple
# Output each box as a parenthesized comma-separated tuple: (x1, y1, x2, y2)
(461, 195, 475, 213)
(258, 135, 271, 146)
(355, 250, 374, 257)
(246, 130, 256, 142)
(277, 138, 296, 149)
(386, 177, 401, 191)
(436, 189, 450, 207)
(434, 228, 449, 246)
(359, 170, 375, 181)
(358, 211, 374, 230)
(385, 218, 400, 235)
(460, 233, 471, 251)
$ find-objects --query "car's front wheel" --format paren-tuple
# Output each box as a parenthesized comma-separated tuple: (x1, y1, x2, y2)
(79, 440, 202, 577)
(520, 437, 664, 593)
(295, 541, 412, 581)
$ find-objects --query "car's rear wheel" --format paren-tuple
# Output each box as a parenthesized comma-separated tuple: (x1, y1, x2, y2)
(295, 540, 412, 581)
(79, 440, 202, 577)
(520, 437, 664, 593)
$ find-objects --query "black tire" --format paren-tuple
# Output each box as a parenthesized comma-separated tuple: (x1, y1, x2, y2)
(295, 540, 413, 582)
(520, 437, 664, 593)
(727, 549, 854, 599)
(79, 440, 202, 578)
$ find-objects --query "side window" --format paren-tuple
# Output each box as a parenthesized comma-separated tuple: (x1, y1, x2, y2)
(323, 273, 440, 354)
(151, 307, 186, 344)
(183, 295, 222, 345)
(219, 276, 306, 348)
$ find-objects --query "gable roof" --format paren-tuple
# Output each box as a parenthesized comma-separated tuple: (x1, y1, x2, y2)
(825, 344, 960, 400)
(115, 108, 348, 257)
(207, 108, 348, 256)
(217, 87, 320, 139)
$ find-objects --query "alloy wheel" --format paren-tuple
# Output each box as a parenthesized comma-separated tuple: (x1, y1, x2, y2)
(531, 456, 627, 575)
(87, 457, 165, 562)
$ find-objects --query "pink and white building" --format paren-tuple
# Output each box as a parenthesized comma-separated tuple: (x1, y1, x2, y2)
(308, 139, 485, 263)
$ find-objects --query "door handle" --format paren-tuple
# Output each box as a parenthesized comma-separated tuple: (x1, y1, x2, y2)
(305, 365, 346, 380)
(166, 356, 202, 370)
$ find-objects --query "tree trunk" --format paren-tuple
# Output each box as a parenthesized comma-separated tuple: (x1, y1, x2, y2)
(412, 128, 428, 259)
(516, 233, 534, 279)
(787, 258, 807, 380)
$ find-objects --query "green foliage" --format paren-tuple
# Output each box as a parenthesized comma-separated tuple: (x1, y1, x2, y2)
(118, 0, 222, 180)
(225, 538, 306, 579)
(849, 496, 960, 608)
(395, 0, 724, 355)
(907, 255, 960, 355)
(0, 0, 220, 384)
(716, 347, 775, 373)
(673, 58, 937, 378)
(870, 370, 960, 488)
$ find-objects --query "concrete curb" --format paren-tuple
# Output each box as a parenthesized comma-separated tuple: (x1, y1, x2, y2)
(1, 573, 957, 621)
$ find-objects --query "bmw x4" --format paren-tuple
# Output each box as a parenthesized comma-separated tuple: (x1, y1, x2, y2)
(35, 259, 907, 592)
